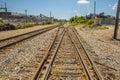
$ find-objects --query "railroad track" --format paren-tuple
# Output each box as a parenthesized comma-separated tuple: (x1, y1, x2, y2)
(33, 26, 65, 80)
(0, 25, 58, 50)
(33, 26, 104, 80)
(68, 26, 104, 80)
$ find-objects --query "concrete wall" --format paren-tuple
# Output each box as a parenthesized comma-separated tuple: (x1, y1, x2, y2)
(100, 20, 116, 25)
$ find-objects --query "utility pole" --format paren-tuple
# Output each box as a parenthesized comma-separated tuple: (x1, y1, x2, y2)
(5, 2, 8, 23)
(0, 2, 7, 12)
(25, 9, 27, 23)
(114, 0, 120, 39)
(40, 14, 42, 22)
(50, 11, 52, 21)
(0, 2, 8, 23)
(94, 1, 96, 19)
(50, 11, 52, 18)
(5, 2, 7, 12)
(93, 1, 97, 25)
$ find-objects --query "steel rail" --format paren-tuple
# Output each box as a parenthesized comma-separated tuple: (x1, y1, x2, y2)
(73, 27, 104, 80)
(0, 26, 57, 49)
(32, 27, 60, 80)
(0, 25, 58, 41)
(0, 27, 58, 66)
(33, 26, 104, 80)
(67, 30, 94, 80)
(41, 29, 66, 80)
(33, 27, 65, 80)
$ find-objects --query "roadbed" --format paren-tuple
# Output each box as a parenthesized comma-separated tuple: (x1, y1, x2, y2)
(76, 25, 120, 80)
(0, 24, 57, 40)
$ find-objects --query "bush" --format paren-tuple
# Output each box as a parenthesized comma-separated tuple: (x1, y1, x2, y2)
(0, 24, 15, 31)
(41, 22, 46, 25)
(46, 21, 52, 24)
(0, 23, 35, 31)
(69, 16, 87, 25)
(87, 19, 94, 25)
(59, 20, 67, 25)
(14, 23, 35, 29)
(14, 25, 22, 29)
(41, 21, 53, 25)
(0, 18, 3, 23)
(101, 24, 109, 29)
(69, 16, 95, 26)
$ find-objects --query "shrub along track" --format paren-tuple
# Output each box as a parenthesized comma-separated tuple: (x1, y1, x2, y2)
(32, 26, 104, 80)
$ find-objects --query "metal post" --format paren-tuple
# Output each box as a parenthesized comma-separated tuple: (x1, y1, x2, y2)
(5, 2, 7, 12)
(25, 9, 27, 23)
(93, 1, 97, 25)
(114, 0, 120, 39)
(94, 1, 96, 19)
(0, 2, 8, 23)
(50, 11, 52, 21)
(40, 14, 42, 22)
(5, 2, 8, 23)
(50, 11, 51, 18)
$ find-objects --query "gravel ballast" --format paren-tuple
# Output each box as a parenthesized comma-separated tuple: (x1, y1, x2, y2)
(76, 26, 120, 80)
(0, 28, 58, 80)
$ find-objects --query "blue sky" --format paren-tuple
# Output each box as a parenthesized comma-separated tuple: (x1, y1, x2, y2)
(0, 0, 118, 19)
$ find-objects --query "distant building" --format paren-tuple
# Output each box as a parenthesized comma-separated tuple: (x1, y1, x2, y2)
(0, 12, 53, 24)
(0, 12, 11, 16)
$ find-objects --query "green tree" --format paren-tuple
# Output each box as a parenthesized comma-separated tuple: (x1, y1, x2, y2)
(69, 16, 87, 24)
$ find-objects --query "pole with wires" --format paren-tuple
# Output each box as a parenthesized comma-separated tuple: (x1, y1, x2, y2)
(114, 0, 120, 39)
(93, 1, 97, 25)
(94, 1, 96, 19)
(25, 9, 27, 23)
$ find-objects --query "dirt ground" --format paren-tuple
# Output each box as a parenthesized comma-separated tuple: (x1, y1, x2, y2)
(76, 25, 120, 80)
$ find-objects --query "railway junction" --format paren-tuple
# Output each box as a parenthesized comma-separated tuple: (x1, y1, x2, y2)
(0, 0, 120, 80)
(0, 23, 119, 80)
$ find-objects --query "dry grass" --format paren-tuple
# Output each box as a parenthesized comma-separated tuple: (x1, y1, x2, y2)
(75, 24, 84, 27)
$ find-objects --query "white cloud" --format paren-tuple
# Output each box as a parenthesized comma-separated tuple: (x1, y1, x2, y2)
(112, 3, 117, 10)
(77, 0, 89, 4)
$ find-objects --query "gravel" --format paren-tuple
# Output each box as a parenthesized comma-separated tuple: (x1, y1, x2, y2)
(49, 33, 87, 80)
(76, 26, 120, 80)
(0, 28, 58, 80)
